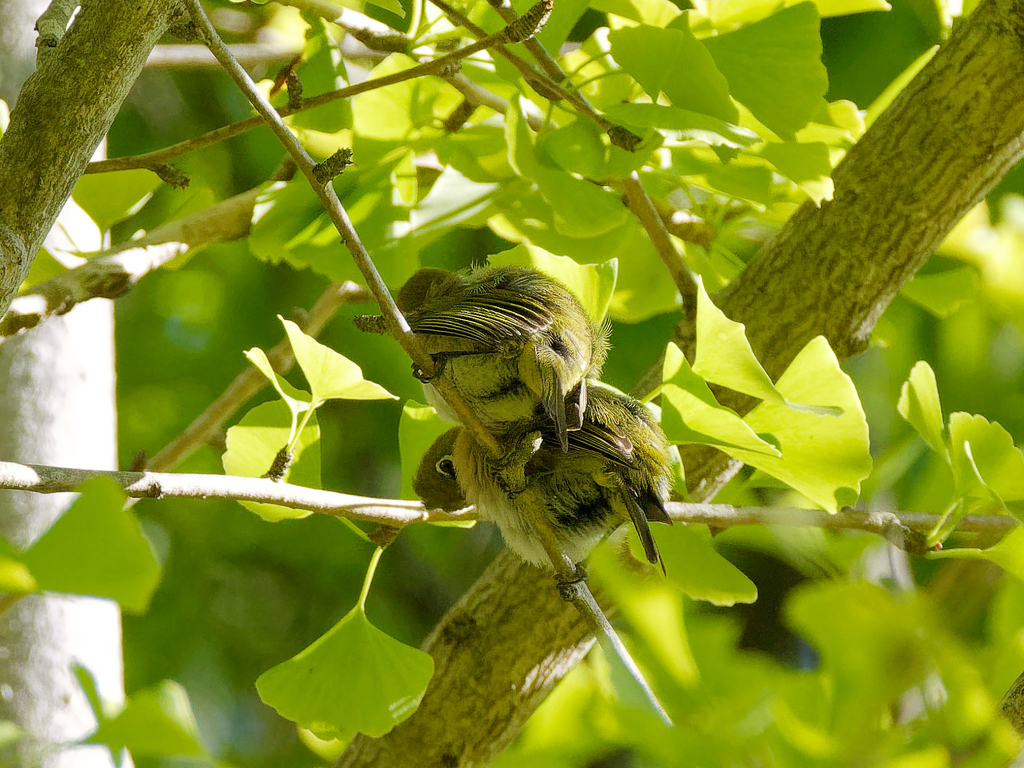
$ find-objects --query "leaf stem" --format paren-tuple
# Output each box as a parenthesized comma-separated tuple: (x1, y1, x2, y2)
(358, 546, 386, 611)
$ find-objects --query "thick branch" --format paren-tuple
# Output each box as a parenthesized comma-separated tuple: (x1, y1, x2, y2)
(336, 2, 1024, 765)
(0, 0, 181, 316)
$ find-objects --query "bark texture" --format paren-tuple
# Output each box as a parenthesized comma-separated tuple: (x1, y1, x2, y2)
(337, 1, 1024, 765)
(0, 0, 181, 316)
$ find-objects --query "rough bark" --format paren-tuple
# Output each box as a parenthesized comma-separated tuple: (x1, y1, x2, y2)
(336, 1, 1024, 765)
(0, 0, 182, 316)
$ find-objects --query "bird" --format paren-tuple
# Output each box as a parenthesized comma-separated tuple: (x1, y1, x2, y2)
(376, 265, 609, 452)
(414, 386, 674, 570)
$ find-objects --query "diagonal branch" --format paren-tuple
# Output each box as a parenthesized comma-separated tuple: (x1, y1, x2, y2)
(1, 458, 1014, 541)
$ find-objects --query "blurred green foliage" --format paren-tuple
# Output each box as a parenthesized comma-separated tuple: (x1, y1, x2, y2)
(15, 0, 1022, 764)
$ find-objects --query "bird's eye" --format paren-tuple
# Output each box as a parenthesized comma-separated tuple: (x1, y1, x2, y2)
(435, 456, 457, 480)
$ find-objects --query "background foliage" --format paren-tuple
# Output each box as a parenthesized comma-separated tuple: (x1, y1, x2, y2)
(5, 0, 1024, 765)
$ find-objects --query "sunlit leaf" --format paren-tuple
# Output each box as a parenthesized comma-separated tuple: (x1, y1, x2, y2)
(656, 525, 758, 606)
(281, 317, 397, 403)
(759, 142, 834, 203)
(930, 527, 1024, 582)
(897, 361, 946, 455)
(658, 342, 780, 456)
(693, 280, 840, 416)
(701, 3, 828, 139)
(72, 169, 161, 232)
(245, 346, 314, 418)
(256, 606, 434, 740)
(949, 413, 1024, 520)
(604, 103, 760, 149)
(731, 337, 872, 511)
(608, 25, 737, 123)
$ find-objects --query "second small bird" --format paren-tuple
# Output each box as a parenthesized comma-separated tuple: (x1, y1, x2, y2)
(415, 386, 674, 570)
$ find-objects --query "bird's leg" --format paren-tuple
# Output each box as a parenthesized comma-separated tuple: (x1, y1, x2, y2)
(490, 429, 543, 495)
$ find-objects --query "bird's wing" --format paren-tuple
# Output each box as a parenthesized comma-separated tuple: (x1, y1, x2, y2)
(407, 291, 554, 347)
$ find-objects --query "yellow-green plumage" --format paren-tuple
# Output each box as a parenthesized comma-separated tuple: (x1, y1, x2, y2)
(396, 265, 608, 451)
(414, 387, 673, 569)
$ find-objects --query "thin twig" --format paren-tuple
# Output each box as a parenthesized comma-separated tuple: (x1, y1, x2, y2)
(184, 0, 514, 458)
(87, 4, 545, 179)
(0, 460, 449, 524)
(1, 457, 1015, 543)
(621, 171, 699, 323)
(147, 281, 370, 472)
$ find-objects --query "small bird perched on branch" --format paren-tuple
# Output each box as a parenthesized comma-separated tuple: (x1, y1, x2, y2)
(414, 386, 674, 570)
(357, 265, 608, 451)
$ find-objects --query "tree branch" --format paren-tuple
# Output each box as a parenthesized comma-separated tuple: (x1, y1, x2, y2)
(0, 0, 182, 316)
(0, 458, 1014, 541)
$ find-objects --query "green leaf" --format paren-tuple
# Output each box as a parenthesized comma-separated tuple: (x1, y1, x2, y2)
(398, 401, 452, 501)
(534, 0, 590, 54)
(87, 680, 206, 760)
(72, 170, 161, 232)
(222, 400, 322, 522)
(897, 361, 946, 455)
(352, 54, 450, 140)
(785, 581, 926, 726)
(607, 25, 738, 124)
(539, 119, 611, 179)
(281, 317, 397, 404)
(434, 122, 516, 184)
(603, 103, 760, 149)
(657, 525, 758, 606)
(693, 280, 840, 416)
(658, 342, 780, 456)
(256, 605, 434, 740)
(245, 346, 314, 418)
(506, 95, 536, 178)
(408, 167, 500, 242)
(20, 478, 160, 613)
(590, 0, 681, 26)
(702, 3, 829, 139)
(364, 0, 404, 17)
(900, 267, 979, 317)
(731, 337, 872, 512)
(759, 142, 834, 203)
(949, 413, 1024, 519)
(930, 527, 1024, 582)
(705, 163, 775, 207)
(488, 245, 618, 325)
(690, 0, 891, 31)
